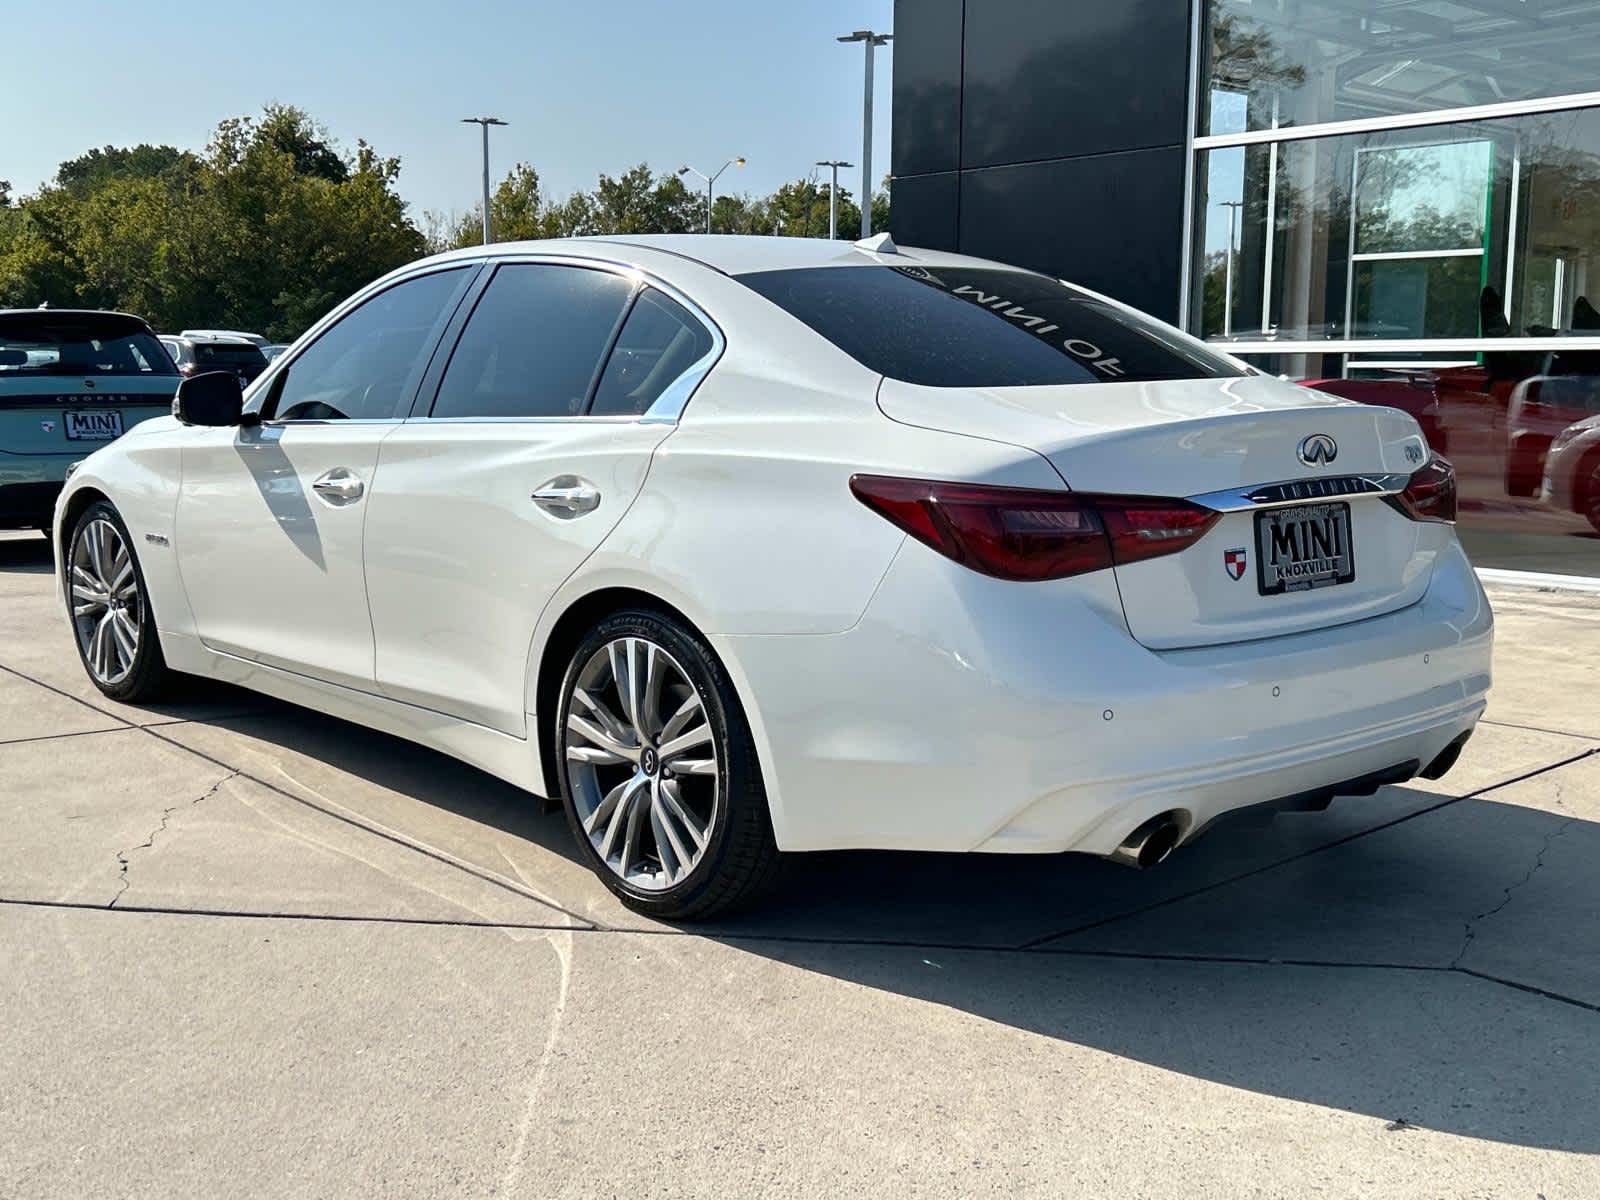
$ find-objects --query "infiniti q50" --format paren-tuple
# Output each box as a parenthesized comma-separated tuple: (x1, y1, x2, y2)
(53, 235, 1492, 918)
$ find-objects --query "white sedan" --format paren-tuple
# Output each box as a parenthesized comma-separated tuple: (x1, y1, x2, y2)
(53, 235, 1492, 919)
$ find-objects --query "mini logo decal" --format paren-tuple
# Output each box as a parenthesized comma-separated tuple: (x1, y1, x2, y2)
(1224, 547, 1248, 581)
(1405, 442, 1424, 465)
(1298, 433, 1338, 466)
(40, 420, 56, 433)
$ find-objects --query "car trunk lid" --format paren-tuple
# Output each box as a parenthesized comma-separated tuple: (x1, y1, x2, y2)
(878, 374, 1438, 648)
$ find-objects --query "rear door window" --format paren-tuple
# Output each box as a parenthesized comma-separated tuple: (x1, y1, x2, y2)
(735, 265, 1244, 388)
(590, 288, 716, 417)
(429, 264, 635, 419)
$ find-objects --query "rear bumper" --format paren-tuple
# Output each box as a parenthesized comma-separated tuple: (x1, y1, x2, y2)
(0, 479, 63, 529)
(719, 536, 1492, 855)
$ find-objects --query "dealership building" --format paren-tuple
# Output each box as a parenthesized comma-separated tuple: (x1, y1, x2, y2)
(890, 0, 1600, 580)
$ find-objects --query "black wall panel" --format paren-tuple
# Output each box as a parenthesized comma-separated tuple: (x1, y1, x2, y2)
(960, 0, 1190, 169)
(958, 147, 1188, 324)
(888, 171, 960, 251)
(891, 0, 965, 178)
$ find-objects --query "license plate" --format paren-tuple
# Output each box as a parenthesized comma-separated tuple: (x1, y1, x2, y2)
(63, 410, 125, 441)
(1255, 502, 1355, 595)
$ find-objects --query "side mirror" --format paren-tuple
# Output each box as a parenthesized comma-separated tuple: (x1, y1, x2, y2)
(174, 371, 248, 427)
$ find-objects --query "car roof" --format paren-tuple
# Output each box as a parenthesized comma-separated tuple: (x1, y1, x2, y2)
(0, 309, 153, 338)
(420, 234, 1020, 280)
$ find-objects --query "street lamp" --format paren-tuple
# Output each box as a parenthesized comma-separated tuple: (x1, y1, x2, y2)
(816, 160, 853, 240)
(461, 116, 508, 245)
(678, 158, 745, 234)
(837, 29, 891, 239)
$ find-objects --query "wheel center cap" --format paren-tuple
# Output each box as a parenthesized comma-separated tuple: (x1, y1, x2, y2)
(641, 746, 659, 776)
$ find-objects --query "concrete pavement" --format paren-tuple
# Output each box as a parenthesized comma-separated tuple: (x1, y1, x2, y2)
(2, 528, 1598, 1198)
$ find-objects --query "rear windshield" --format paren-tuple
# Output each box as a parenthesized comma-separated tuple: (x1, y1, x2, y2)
(736, 265, 1243, 388)
(195, 343, 268, 366)
(0, 318, 177, 377)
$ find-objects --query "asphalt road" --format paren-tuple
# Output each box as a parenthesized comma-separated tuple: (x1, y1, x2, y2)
(2, 528, 1598, 1198)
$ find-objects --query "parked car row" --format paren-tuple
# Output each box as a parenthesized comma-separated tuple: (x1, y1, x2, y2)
(1304, 356, 1600, 534)
(0, 312, 274, 531)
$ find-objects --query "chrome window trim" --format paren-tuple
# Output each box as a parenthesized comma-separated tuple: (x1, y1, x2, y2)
(417, 252, 726, 426)
(1190, 473, 1412, 513)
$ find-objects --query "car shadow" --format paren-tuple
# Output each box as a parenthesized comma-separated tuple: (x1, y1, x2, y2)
(0, 531, 58, 575)
(146, 691, 1600, 1156)
(9, 528, 1588, 1153)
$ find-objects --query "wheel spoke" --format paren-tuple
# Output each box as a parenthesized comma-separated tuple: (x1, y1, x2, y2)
(573, 687, 630, 742)
(670, 757, 718, 778)
(662, 780, 713, 857)
(109, 608, 137, 666)
(618, 784, 649, 878)
(608, 639, 641, 731)
(567, 712, 638, 764)
(640, 642, 664, 740)
(597, 775, 646, 858)
(649, 792, 687, 884)
(109, 544, 132, 595)
(658, 693, 702, 744)
(659, 723, 712, 765)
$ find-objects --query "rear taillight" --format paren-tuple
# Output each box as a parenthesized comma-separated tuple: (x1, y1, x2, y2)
(1387, 454, 1457, 523)
(849, 475, 1220, 582)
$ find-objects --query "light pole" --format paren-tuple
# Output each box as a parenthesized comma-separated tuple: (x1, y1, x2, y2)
(460, 117, 507, 245)
(816, 160, 853, 239)
(838, 29, 890, 238)
(678, 158, 745, 234)
(1220, 199, 1244, 337)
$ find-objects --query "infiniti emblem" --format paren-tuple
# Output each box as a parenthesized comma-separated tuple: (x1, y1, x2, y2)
(1298, 433, 1338, 467)
(641, 746, 659, 775)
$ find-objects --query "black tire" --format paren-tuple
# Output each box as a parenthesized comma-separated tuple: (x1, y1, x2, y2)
(66, 500, 176, 704)
(554, 607, 780, 920)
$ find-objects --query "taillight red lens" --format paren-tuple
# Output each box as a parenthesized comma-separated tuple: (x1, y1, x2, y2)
(1389, 454, 1457, 523)
(849, 475, 1220, 582)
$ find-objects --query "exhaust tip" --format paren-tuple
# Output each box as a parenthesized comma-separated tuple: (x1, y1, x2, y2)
(1421, 730, 1473, 781)
(1109, 812, 1187, 870)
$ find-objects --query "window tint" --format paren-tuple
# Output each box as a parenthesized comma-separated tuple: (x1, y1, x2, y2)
(0, 315, 177, 377)
(430, 264, 634, 419)
(590, 289, 715, 417)
(195, 343, 267, 367)
(736, 266, 1244, 388)
(271, 268, 468, 421)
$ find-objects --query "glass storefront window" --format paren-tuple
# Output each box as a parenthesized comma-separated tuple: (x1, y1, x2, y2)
(1194, 108, 1600, 346)
(1205, 0, 1600, 136)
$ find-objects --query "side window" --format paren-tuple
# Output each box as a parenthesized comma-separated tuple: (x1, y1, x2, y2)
(429, 264, 634, 420)
(590, 289, 716, 417)
(271, 268, 469, 422)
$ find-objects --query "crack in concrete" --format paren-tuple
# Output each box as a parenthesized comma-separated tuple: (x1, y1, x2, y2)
(1450, 813, 1577, 969)
(109, 771, 240, 908)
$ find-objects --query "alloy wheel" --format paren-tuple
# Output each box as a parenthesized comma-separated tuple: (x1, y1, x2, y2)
(1585, 463, 1600, 533)
(70, 517, 141, 685)
(563, 636, 720, 891)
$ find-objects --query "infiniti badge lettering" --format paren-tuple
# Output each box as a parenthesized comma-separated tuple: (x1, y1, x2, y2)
(1298, 434, 1338, 467)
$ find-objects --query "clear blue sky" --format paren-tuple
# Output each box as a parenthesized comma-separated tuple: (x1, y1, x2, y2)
(5, 0, 895, 219)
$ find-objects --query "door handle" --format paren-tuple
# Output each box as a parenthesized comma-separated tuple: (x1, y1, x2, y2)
(532, 477, 601, 517)
(311, 467, 365, 504)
